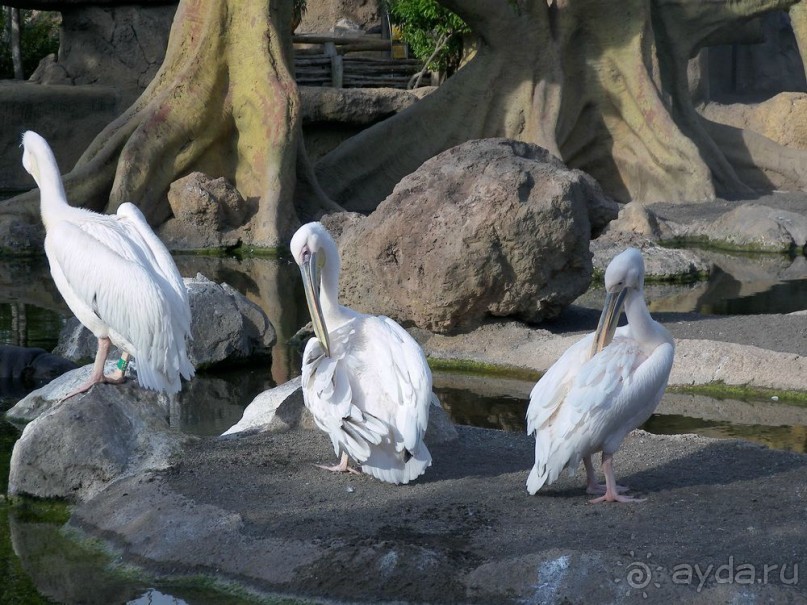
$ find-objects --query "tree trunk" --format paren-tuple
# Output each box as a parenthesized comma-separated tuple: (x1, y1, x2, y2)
(316, 0, 807, 212)
(1, 0, 333, 249)
(9, 7, 23, 80)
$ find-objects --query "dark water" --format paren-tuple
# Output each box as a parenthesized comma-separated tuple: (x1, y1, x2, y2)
(1, 250, 807, 604)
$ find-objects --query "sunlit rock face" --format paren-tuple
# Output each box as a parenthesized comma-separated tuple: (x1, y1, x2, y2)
(323, 138, 618, 334)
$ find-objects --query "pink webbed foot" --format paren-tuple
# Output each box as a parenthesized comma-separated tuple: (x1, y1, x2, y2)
(586, 482, 630, 496)
(588, 453, 645, 504)
(589, 492, 646, 504)
(315, 452, 361, 475)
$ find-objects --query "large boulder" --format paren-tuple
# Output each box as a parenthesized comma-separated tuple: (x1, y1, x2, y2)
(53, 274, 276, 369)
(158, 172, 249, 250)
(323, 138, 618, 333)
(6, 377, 192, 503)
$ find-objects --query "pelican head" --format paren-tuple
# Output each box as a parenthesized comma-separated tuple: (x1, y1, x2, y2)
(290, 222, 335, 357)
(21, 131, 42, 183)
(591, 248, 645, 356)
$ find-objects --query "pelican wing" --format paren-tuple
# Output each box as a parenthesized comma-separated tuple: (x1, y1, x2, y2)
(301, 315, 433, 480)
(528, 331, 673, 493)
(302, 320, 390, 462)
(374, 316, 432, 450)
(46, 219, 191, 392)
(526, 332, 595, 435)
(115, 203, 191, 324)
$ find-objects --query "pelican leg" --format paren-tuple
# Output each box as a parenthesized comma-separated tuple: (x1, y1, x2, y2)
(589, 453, 644, 504)
(584, 455, 629, 495)
(60, 337, 113, 401)
(104, 351, 130, 384)
(315, 451, 361, 475)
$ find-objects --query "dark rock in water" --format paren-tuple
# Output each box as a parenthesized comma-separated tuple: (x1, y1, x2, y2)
(0, 344, 77, 387)
(323, 138, 619, 334)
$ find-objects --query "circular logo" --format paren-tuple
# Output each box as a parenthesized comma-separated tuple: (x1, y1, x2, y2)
(626, 561, 652, 589)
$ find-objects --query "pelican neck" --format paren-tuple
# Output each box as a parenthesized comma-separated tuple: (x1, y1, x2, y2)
(623, 286, 658, 346)
(318, 241, 353, 328)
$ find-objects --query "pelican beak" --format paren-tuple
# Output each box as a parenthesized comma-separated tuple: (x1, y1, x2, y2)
(590, 287, 627, 358)
(300, 251, 331, 357)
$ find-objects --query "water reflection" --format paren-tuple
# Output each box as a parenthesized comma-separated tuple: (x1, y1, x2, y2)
(433, 372, 807, 453)
(578, 249, 807, 315)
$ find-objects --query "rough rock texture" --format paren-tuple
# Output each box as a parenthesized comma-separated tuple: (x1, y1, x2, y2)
(699, 93, 807, 151)
(66, 426, 807, 604)
(592, 202, 712, 281)
(53, 274, 276, 370)
(684, 203, 807, 252)
(30, 5, 176, 108)
(185, 274, 276, 368)
(0, 82, 120, 195)
(323, 139, 619, 334)
(158, 172, 249, 250)
(223, 378, 459, 446)
(6, 378, 192, 502)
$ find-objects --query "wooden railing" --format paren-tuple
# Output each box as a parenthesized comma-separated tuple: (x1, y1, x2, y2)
(293, 34, 423, 89)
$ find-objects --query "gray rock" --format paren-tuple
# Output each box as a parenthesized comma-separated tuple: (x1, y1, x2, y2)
(299, 86, 426, 127)
(223, 378, 458, 445)
(52, 318, 98, 365)
(7, 378, 192, 503)
(54, 274, 276, 370)
(687, 203, 807, 252)
(592, 202, 711, 281)
(0, 82, 120, 196)
(159, 172, 249, 250)
(0, 345, 76, 383)
(186, 274, 276, 369)
(322, 138, 618, 334)
(592, 237, 711, 283)
(30, 5, 176, 108)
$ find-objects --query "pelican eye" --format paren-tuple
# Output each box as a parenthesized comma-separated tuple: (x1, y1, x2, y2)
(301, 249, 311, 264)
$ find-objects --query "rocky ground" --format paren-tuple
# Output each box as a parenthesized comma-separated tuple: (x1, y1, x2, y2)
(7, 197, 807, 604)
(49, 301, 807, 605)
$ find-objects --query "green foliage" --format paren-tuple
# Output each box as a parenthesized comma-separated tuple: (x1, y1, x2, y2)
(0, 10, 60, 80)
(384, 0, 469, 75)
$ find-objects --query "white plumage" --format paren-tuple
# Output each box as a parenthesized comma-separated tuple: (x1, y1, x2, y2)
(21, 130, 194, 397)
(292, 222, 433, 484)
(526, 248, 674, 503)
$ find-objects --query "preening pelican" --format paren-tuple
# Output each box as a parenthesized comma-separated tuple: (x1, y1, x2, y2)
(21, 130, 194, 398)
(526, 248, 674, 503)
(291, 222, 434, 484)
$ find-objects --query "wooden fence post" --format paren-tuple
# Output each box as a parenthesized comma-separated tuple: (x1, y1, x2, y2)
(324, 42, 343, 88)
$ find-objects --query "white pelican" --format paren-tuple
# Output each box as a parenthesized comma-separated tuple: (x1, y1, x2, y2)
(526, 248, 674, 503)
(291, 222, 433, 484)
(21, 130, 194, 398)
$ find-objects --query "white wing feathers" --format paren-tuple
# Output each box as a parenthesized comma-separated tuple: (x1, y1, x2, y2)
(527, 331, 648, 494)
(45, 208, 194, 394)
(301, 315, 432, 484)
